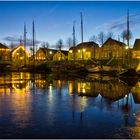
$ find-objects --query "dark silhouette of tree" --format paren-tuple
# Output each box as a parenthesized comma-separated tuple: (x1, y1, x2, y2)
(121, 30, 132, 43)
(56, 39, 63, 50)
(89, 35, 97, 42)
(40, 42, 50, 60)
(9, 42, 15, 50)
(106, 32, 114, 39)
(121, 30, 126, 43)
(41, 42, 50, 49)
(30, 47, 33, 56)
(41, 42, 46, 48)
(98, 32, 106, 45)
(46, 42, 50, 48)
(66, 37, 73, 48)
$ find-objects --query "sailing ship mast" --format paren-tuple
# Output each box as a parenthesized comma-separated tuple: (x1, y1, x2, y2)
(126, 9, 130, 67)
(127, 9, 129, 47)
(24, 23, 27, 49)
(80, 12, 84, 62)
(80, 12, 83, 44)
(24, 22, 27, 66)
(32, 20, 35, 66)
(73, 21, 76, 47)
(73, 21, 76, 61)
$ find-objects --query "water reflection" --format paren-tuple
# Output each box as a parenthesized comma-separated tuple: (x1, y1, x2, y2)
(0, 72, 139, 138)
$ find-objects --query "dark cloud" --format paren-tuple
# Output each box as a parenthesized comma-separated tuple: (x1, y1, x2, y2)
(96, 11, 140, 32)
(4, 36, 19, 42)
(3, 36, 41, 46)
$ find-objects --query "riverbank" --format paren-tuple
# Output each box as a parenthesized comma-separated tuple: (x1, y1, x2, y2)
(0, 60, 139, 78)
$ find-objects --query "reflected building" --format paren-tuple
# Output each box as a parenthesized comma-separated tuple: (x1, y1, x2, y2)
(128, 110, 140, 139)
(68, 80, 100, 97)
(132, 81, 140, 104)
(100, 79, 129, 101)
(0, 74, 11, 96)
(68, 78, 129, 102)
(0, 72, 31, 129)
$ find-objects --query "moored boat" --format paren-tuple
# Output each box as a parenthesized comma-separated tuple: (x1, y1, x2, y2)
(119, 68, 138, 77)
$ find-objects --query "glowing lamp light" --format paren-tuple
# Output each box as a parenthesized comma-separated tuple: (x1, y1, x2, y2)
(78, 49, 80, 53)
(82, 88, 86, 93)
(20, 56, 23, 60)
(126, 46, 129, 50)
(69, 50, 73, 53)
(83, 49, 86, 52)
(49, 51, 52, 54)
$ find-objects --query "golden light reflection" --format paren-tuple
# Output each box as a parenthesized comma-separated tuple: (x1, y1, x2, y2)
(78, 82, 90, 94)
(35, 79, 46, 88)
(58, 80, 61, 88)
(75, 96, 87, 112)
(68, 81, 73, 95)
(131, 81, 140, 104)
(131, 111, 140, 138)
(0, 72, 31, 129)
(48, 83, 53, 101)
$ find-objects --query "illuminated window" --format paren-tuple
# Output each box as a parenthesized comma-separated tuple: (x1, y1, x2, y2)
(69, 50, 73, 53)
(83, 49, 86, 52)
(20, 56, 23, 60)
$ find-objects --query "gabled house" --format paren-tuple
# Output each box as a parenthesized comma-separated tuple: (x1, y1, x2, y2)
(11, 45, 29, 67)
(68, 42, 99, 60)
(35, 48, 57, 61)
(53, 50, 68, 61)
(0, 43, 10, 62)
(100, 38, 126, 60)
(132, 39, 140, 59)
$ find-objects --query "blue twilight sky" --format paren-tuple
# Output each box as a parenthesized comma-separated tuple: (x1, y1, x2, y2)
(1, 1, 140, 49)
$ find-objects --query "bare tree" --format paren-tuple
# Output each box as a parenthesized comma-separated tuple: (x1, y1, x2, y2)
(9, 42, 15, 50)
(121, 30, 126, 43)
(98, 32, 106, 45)
(46, 42, 50, 48)
(41, 42, 50, 48)
(121, 30, 132, 43)
(41, 42, 46, 48)
(56, 39, 63, 50)
(89, 35, 97, 42)
(106, 32, 114, 39)
(66, 37, 73, 48)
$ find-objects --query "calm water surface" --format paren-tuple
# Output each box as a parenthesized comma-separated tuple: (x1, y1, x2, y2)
(0, 72, 140, 138)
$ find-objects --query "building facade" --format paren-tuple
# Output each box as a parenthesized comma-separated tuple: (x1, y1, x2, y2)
(132, 39, 140, 59)
(68, 42, 99, 60)
(53, 50, 68, 61)
(100, 38, 127, 60)
(35, 48, 57, 61)
(0, 43, 10, 62)
(11, 45, 29, 67)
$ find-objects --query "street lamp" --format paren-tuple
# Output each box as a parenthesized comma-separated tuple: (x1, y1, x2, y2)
(126, 46, 129, 50)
